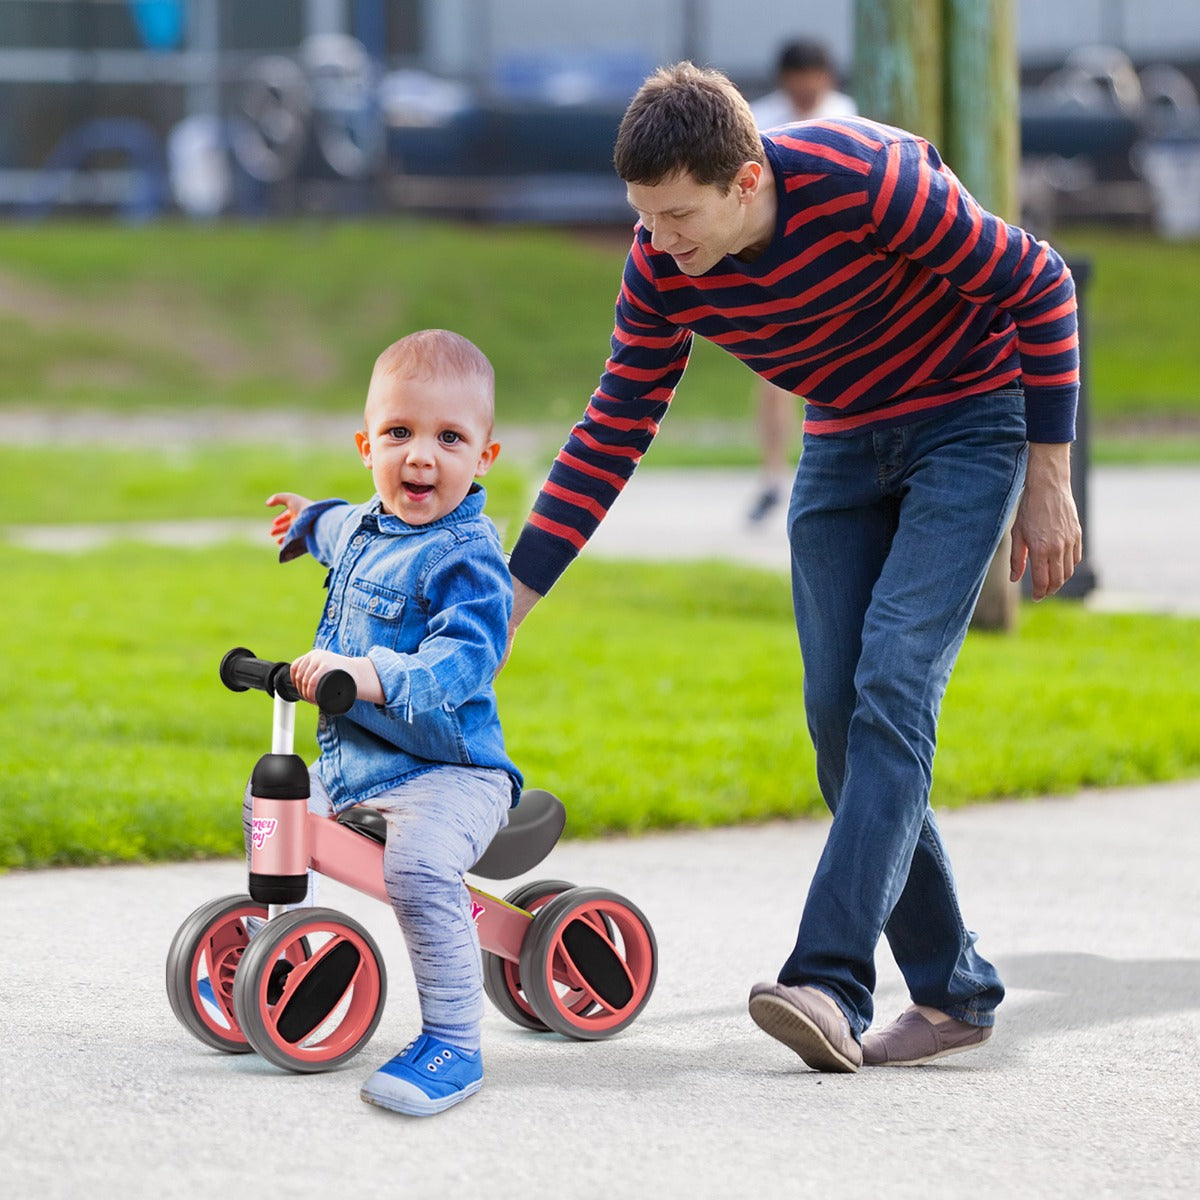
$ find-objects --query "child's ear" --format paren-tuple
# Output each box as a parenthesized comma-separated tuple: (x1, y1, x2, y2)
(474, 440, 501, 477)
(355, 430, 372, 468)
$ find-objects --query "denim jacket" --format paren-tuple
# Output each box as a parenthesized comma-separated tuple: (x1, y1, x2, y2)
(280, 485, 522, 810)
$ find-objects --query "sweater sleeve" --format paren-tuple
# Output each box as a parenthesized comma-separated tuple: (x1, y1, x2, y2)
(507, 240, 693, 596)
(866, 135, 1079, 443)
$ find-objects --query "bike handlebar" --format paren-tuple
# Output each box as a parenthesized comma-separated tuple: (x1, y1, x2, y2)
(220, 648, 357, 715)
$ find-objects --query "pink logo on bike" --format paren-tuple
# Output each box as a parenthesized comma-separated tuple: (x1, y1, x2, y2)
(251, 817, 278, 850)
(469, 900, 485, 924)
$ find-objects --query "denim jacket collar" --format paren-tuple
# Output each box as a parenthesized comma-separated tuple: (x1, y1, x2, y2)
(366, 484, 486, 537)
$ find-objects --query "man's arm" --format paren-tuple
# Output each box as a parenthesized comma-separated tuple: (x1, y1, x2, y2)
(1010, 442, 1082, 600)
(506, 240, 692, 602)
(498, 577, 542, 672)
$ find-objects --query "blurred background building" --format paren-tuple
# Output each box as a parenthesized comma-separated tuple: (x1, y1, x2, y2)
(1, 0, 1198, 234)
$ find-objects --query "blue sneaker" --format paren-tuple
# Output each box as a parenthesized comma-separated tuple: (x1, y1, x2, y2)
(360, 1034, 482, 1116)
(196, 976, 224, 1023)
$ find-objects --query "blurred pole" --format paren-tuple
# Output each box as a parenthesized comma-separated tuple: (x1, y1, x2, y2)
(471, 0, 492, 94)
(681, 0, 703, 66)
(186, 0, 220, 118)
(1057, 257, 1098, 598)
(353, 0, 387, 64)
(943, 0, 1021, 631)
(853, 0, 943, 143)
(306, 0, 345, 35)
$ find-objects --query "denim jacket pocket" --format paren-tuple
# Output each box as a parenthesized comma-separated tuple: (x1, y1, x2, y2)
(343, 579, 408, 654)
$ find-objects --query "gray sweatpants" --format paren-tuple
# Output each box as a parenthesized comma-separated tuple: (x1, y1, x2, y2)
(244, 765, 511, 1052)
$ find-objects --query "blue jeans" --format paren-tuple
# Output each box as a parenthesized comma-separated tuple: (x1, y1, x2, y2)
(780, 389, 1028, 1037)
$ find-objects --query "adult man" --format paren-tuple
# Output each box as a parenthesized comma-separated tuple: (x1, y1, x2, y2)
(747, 38, 858, 523)
(505, 63, 1082, 1072)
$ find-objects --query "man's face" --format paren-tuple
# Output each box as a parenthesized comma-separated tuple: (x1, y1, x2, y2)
(626, 166, 761, 276)
(780, 67, 835, 119)
(355, 371, 498, 525)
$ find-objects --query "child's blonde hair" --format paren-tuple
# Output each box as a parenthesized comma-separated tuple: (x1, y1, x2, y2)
(373, 329, 494, 392)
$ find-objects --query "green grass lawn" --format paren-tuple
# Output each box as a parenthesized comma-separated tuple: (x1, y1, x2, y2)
(1056, 228, 1200, 423)
(0, 221, 1196, 457)
(3, 543, 1198, 870)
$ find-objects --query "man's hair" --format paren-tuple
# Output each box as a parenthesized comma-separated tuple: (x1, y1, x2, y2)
(777, 39, 836, 77)
(374, 329, 494, 391)
(613, 61, 763, 189)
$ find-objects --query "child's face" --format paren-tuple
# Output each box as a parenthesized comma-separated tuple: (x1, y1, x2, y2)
(355, 370, 499, 525)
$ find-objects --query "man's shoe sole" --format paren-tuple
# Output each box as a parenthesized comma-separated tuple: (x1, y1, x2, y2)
(749, 992, 860, 1073)
(861, 1009, 993, 1067)
(870, 1040, 987, 1067)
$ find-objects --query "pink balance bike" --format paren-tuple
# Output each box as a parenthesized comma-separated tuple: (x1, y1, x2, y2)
(166, 649, 658, 1073)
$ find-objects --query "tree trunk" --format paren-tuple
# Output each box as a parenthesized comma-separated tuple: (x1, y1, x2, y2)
(854, 0, 1022, 631)
(853, 0, 944, 144)
(943, 0, 1021, 631)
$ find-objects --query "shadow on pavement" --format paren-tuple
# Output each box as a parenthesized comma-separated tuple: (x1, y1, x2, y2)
(998, 951, 1200, 1029)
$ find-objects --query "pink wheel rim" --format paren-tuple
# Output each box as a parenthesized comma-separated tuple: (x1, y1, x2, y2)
(251, 919, 383, 1064)
(538, 898, 655, 1033)
(188, 907, 259, 1042)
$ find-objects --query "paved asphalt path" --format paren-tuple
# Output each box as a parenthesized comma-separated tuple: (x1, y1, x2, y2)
(1, 781, 1198, 1199)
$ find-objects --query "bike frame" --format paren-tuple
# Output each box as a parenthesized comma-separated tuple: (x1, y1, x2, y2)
(249, 694, 531, 963)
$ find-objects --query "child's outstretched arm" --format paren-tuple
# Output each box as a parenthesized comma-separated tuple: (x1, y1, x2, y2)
(266, 492, 314, 545)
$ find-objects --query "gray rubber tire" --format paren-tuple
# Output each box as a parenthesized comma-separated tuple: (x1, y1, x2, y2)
(232, 907, 387, 1073)
(481, 879, 576, 1031)
(165, 894, 264, 1054)
(518, 887, 658, 1041)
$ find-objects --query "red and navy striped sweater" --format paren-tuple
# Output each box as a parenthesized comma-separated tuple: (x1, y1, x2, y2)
(509, 118, 1080, 597)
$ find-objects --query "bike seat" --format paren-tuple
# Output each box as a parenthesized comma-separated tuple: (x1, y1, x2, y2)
(334, 788, 566, 881)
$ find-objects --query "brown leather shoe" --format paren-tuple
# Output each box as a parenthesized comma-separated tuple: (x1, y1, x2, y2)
(748, 982, 862, 1073)
(862, 1007, 992, 1066)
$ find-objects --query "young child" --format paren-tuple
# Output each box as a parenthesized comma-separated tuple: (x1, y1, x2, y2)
(264, 328, 522, 1116)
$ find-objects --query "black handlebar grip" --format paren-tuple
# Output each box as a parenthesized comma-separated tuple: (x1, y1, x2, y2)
(314, 669, 357, 715)
(220, 647, 274, 693)
(220, 648, 357, 714)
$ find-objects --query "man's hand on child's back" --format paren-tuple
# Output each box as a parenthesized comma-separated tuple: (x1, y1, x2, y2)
(266, 492, 314, 545)
(291, 650, 385, 707)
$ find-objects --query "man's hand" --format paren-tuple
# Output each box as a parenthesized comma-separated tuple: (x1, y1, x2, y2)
(266, 492, 314, 545)
(1010, 443, 1082, 600)
(291, 650, 384, 706)
(498, 578, 543, 673)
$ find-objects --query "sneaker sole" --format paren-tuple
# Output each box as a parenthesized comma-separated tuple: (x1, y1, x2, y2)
(360, 1077, 482, 1116)
(749, 993, 859, 1073)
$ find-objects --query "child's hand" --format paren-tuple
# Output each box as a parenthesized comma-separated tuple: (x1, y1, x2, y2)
(291, 650, 385, 706)
(266, 492, 313, 544)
